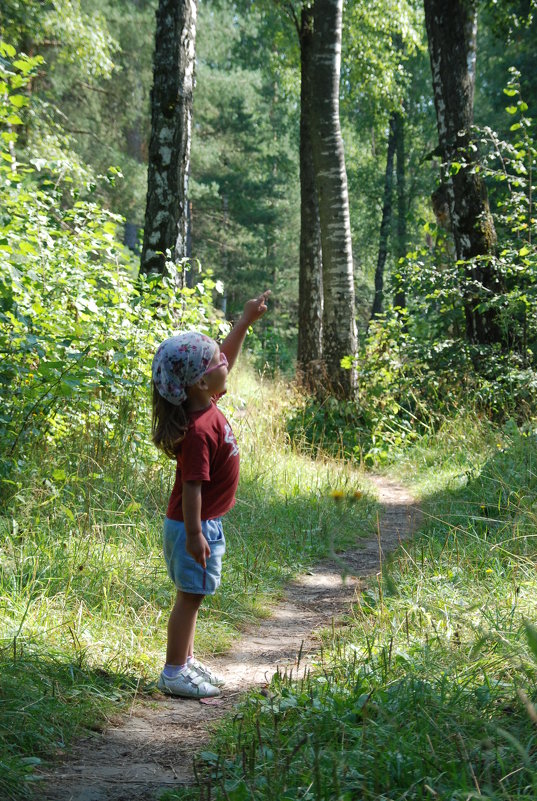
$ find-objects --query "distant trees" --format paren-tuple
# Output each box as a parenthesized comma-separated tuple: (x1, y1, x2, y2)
(141, 0, 197, 276)
(343, 1, 422, 323)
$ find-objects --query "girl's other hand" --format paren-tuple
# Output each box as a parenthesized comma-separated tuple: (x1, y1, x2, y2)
(186, 532, 211, 568)
(242, 290, 271, 325)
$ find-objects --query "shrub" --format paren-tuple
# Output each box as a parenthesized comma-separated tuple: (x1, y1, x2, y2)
(0, 44, 226, 487)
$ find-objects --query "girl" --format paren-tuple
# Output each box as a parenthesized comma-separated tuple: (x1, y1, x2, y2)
(151, 290, 270, 698)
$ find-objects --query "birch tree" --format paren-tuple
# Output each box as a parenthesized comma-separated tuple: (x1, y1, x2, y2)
(393, 110, 407, 311)
(424, 0, 499, 344)
(297, 6, 323, 387)
(371, 113, 397, 319)
(140, 0, 197, 276)
(310, 0, 357, 397)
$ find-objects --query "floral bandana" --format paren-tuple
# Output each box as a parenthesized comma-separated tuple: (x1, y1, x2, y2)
(152, 332, 217, 405)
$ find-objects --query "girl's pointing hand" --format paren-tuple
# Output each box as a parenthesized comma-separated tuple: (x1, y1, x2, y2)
(242, 290, 271, 325)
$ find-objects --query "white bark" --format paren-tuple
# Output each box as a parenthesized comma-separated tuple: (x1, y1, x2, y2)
(309, 0, 357, 397)
(141, 0, 197, 276)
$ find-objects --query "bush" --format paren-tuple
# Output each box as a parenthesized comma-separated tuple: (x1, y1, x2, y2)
(289, 74, 537, 466)
(0, 43, 226, 489)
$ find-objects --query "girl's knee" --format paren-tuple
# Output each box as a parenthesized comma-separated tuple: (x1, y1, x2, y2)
(177, 590, 205, 609)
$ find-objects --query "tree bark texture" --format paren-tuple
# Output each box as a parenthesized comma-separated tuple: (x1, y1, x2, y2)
(424, 0, 499, 344)
(371, 113, 397, 320)
(393, 111, 407, 311)
(297, 7, 323, 387)
(309, 0, 357, 398)
(141, 0, 196, 276)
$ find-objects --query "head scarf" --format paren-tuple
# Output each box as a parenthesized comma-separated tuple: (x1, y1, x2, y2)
(152, 332, 217, 405)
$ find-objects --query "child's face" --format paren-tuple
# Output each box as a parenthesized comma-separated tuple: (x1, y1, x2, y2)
(202, 343, 228, 395)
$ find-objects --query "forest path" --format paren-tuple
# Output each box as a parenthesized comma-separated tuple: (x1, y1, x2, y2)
(43, 476, 420, 801)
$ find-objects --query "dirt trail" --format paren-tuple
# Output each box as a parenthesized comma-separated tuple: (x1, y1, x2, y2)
(43, 476, 419, 801)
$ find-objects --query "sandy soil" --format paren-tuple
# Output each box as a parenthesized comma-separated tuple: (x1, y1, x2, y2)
(41, 475, 419, 801)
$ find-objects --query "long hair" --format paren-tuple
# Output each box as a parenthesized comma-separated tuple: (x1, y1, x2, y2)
(151, 382, 189, 458)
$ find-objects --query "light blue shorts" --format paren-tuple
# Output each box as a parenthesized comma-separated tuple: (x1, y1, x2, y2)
(163, 517, 226, 595)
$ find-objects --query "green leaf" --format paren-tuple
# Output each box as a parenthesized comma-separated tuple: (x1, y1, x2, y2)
(52, 469, 67, 481)
(524, 619, 537, 662)
(59, 381, 74, 396)
(9, 95, 28, 109)
(12, 59, 34, 75)
(19, 241, 37, 255)
(503, 87, 517, 97)
(0, 43, 16, 57)
(19, 756, 41, 766)
(200, 751, 219, 763)
(505, 105, 517, 115)
(60, 504, 75, 522)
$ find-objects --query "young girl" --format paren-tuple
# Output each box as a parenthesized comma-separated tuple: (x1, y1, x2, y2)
(151, 290, 270, 698)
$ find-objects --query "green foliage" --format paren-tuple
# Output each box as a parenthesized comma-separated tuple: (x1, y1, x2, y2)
(343, 0, 423, 122)
(342, 3, 437, 307)
(289, 314, 537, 467)
(290, 75, 537, 466)
(0, 44, 223, 484)
(0, 656, 137, 800)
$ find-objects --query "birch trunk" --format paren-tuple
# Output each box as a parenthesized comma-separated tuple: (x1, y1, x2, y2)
(371, 114, 397, 320)
(424, 0, 499, 344)
(309, 0, 357, 397)
(140, 0, 196, 277)
(297, 7, 323, 388)
(393, 111, 407, 311)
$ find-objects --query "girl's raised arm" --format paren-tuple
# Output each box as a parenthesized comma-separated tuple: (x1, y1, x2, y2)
(220, 290, 271, 371)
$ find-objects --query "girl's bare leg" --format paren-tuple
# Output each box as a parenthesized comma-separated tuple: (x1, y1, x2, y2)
(166, 590, 204, 665)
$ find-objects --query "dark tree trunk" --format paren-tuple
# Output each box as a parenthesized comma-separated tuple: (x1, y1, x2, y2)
(393, 111, 407, 311)
(297, 7, 323, 387)
(424, 0, 499, 344)
(309, 0, 357, 397)
(140, 0, 196, 277)
(371, 113, 397, 320)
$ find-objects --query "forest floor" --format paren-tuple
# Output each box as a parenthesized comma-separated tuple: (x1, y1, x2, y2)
(41, 475, 419, 801)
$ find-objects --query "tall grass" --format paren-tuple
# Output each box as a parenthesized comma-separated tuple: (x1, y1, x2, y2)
(0, 365, 374, 800)
(173, 415, 537, 801)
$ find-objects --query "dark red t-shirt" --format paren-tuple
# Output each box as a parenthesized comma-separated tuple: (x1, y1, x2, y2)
(166, 401, 240, 522)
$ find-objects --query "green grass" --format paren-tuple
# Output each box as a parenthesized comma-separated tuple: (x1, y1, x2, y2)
(169, 413, 537, 801)
(0, 365, 375, 799)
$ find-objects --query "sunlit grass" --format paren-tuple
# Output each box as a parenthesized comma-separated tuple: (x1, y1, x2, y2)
(387, 410, 502, 497)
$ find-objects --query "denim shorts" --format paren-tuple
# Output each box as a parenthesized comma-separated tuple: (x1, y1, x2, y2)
(162, 517, 226, 595)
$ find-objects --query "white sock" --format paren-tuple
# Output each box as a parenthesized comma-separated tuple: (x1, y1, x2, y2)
(163, 662, 187, 678)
